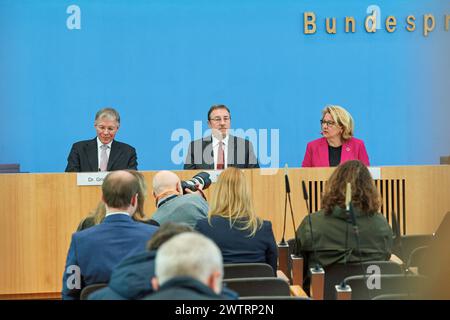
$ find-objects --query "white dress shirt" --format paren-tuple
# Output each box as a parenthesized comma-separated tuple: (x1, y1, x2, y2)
(105, 211, 130, 218)
(211, 134, 229, 170)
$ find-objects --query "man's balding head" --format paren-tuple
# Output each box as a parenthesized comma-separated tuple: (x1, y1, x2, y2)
(102, 170, 140, 211)
(152, 171, 181, 197)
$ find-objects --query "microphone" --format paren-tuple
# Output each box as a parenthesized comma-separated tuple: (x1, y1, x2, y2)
(280, 165, 299, 255)
(280, 164, 290, 244)
(302, 180, 310, 211)
(345, 183, 351, 211)
(342, 182, 371, 297)
(284, 164, 291, 194)
(302, 181, 321, 271)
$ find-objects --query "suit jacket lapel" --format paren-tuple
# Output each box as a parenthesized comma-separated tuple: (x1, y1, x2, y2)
(107, 140, 122, 171)
(227, 135, 236, 167)
(319, 138, 329, 167)
(203, 136, 214, 170)
(86, 138, 99, 172)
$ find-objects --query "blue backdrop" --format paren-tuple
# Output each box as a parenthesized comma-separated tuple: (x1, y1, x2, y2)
(1, 0, 449, 172)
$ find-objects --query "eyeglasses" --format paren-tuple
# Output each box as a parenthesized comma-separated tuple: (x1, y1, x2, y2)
(209, 117, 231, 122)
(320, 120, 336, 127)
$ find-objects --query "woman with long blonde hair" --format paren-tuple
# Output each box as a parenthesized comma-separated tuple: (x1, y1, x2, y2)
(195, 167, 278, 274)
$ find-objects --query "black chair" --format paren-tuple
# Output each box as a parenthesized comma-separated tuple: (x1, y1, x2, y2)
(239, 296, 311, 300)
(406, 245, 429, 275)
(223, 263, 275, 279)
(392, 234, 433, 263)
(223, 277, 291, 297)
(343, 274, 428, 300)
(372, 293, 420, 300)
(80, 283, 108, 300)
(0, 164, 20, 173)
(323, 261, 403, 300)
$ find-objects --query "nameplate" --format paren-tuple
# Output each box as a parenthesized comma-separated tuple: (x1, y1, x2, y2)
(77, 172, 108, 186)
(369, 167, 381, 180)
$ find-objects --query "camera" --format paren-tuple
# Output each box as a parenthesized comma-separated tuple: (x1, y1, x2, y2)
(181, 172, 212, 193)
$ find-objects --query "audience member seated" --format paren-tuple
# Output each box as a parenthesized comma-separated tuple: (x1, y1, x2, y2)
(296, 160, 393, 271)
(62, 170, 159, 300)
(195, 167, 278, 274)
(143, 233, 226, 300)
(149, 170, 208, 228)
(89, 222, 193, 299)
(77, 170, 158, 231)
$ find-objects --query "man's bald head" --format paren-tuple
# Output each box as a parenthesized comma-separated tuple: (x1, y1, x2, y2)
(102, 170, 140, 210)
(153, 171, 181, 197)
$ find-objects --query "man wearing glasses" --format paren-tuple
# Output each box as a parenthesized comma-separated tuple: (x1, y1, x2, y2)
(65, 108, 138, 172)
(184, 104, 259, 170)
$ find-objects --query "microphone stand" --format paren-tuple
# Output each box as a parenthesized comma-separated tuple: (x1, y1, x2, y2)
(302, 181, 324, 299)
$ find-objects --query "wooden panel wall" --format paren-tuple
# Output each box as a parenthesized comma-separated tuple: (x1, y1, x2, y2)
(0, 166, 449, 296)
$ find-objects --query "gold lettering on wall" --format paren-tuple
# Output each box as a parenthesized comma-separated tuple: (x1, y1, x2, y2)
(345, 17, 356, 33)
(385, 16, 397, 33)
(365, 11, 377, 33)
(326, 18, 336, 34)
(304, 12, 317, 34)
(445, 14, 450, 31)
(423, 14, 435, 36)
(406, 15, 416, 32)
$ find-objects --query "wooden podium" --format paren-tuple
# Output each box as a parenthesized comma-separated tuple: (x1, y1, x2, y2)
(0, 165, 449, 298)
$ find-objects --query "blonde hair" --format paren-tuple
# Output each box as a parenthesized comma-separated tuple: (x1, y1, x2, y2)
(81, 170, 148, 227)
(208, 167, 262, 237)
(322, 105, 354, 140)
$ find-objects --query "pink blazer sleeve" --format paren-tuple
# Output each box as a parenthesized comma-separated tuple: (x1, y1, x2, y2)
(358, 140, 370, 166)
(301, 143, 312, 167)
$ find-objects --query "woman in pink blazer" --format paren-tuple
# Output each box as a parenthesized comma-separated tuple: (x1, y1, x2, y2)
(302, 105, 370, 167)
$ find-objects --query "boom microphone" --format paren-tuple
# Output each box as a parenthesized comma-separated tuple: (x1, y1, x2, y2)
(302, 180, 321, 271)
(284, 164, 291, 194)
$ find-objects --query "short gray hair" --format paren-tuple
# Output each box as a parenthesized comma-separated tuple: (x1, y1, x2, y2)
(95, 108, 120, 125)
(155, 233, 223, 286)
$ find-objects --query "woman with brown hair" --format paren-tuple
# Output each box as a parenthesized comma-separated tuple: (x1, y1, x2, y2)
(195, 167, 278, 274)
(77, 170, 158, 231)
(296, 160, 393, 269)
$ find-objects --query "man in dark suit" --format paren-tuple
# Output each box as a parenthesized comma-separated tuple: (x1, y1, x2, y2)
(143, 233, 226, 300)
(65, 107, 138, 172)
(62, 170, 158, 300)
(184, 104, 259, 170)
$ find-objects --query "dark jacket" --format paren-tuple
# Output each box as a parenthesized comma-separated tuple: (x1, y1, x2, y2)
(296, 206, 393, 269)
(65, 138, 137, 172)
(61, 214, 158, 300)
(89, 250, 239, 300)
(142, 276, 226, 300)
(195, 216, 278, 274)
(184, 135, 259, 170)
(89, 250, 156, 300)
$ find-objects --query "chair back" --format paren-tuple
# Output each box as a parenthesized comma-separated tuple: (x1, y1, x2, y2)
(223, 263, 274, 279)
(0, 164, 20, 173)
(323, 261, 403, 300)
(239, 296, 310, 300)
(80, 283, 108, 300)
(223, 277, 290, 297)
(344, 274, 427, 300)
